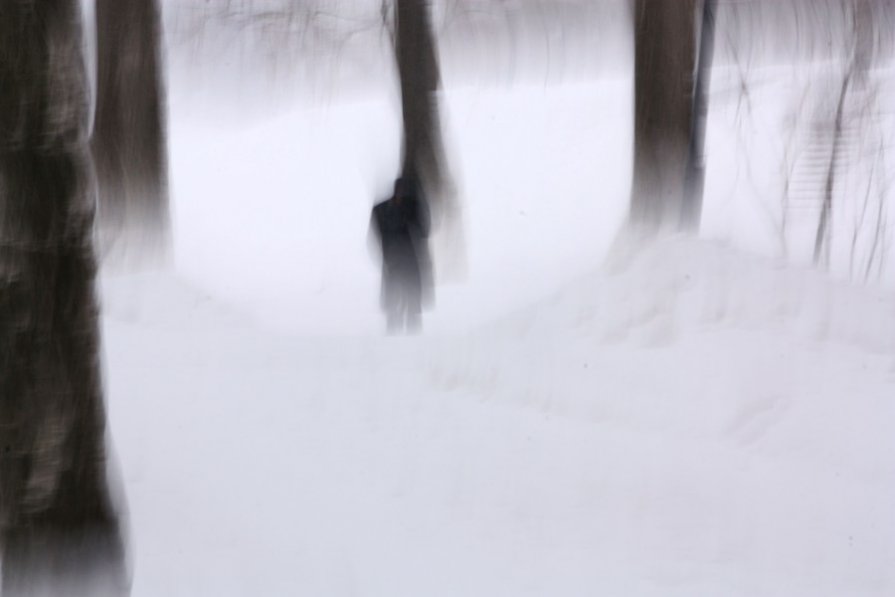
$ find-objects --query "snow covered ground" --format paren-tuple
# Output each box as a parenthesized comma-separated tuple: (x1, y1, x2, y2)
(98, 80, 895, 595)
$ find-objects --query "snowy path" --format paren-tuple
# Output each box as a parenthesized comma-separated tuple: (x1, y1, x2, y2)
(100, 240, 895, 596)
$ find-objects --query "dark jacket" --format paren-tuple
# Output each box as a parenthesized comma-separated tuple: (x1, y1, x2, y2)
(372, 196, 429, 267)
(370, 195, 433, 309)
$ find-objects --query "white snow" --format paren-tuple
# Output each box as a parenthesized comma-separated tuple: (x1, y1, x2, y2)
(97, 78, 895, 596)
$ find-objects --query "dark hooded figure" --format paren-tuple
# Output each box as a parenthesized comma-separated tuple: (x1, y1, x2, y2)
(370, 177, 432, 333)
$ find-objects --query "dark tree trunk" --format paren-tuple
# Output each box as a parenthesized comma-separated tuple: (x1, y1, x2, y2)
(93, 0, 169, 264)
(395, 0, 449, 223)
(681, 0, 717, 230)
(0, 1, 128, 594)
(813, 71, 851, 267)
(395, 0, 466, 281)
(629, 0, 698, 232)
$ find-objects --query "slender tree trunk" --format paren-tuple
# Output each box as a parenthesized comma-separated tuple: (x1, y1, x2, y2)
(681, 0, 717, 230)
(813, 68, 852, 268)
(629, 0, 698, 233)
(0, 1, 128, 594)
(395, 0, 464, 280)
(93, 0, 169, 265)
(395, 0, 443, 197)
(814, 0, 875, 269)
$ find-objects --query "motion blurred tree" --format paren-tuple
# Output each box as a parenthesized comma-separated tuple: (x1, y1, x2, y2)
(396, 0, 443, 193)
(629, 0, 714, 233)
(813, 0, 881, 268)
(0, 1, 127, 594)
(682, 0, 717, 229)
(93, 0, 170, 265)
(395, 0, 463, 278)
(395, 0, 465, 277)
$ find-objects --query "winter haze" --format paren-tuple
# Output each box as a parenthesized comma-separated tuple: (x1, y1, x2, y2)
(1, 0, 894, 595)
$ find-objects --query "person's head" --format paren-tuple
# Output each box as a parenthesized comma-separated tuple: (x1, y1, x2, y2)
(393, 177, 407, 202)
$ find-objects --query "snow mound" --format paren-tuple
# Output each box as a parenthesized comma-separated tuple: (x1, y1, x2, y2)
(495, 235, 895, 355)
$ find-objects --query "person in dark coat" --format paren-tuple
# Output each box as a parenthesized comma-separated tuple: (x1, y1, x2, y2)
(369, 177, 432, 333)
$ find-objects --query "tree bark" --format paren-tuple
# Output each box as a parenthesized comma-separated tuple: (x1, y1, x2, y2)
(395, 0, 449, 223)
(629, 0, 698, 233)
(93, 0, 169, 265)
(395, 0, 466, 281)
(0, 1, 128, 594)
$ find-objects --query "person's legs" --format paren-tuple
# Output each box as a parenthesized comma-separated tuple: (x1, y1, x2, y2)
(386, 307, 402, 334)
(405, 311, 421, 334)
(383, 268, 403, 334)
(385, 265, 423, 335)
(404, 276, 423, 334)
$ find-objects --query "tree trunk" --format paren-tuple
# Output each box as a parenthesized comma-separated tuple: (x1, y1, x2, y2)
(93, 0, 169, 266)
(395, 0, 465, 280)
(814, 0, 875, 268)
(681, 0, 717, 230)
(0, 1, 128, 594)
(395, 0, 443, 198)
(629, 0, 698, 233)
(814, 72, 851, 268)
(395, 2, 457, 225)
